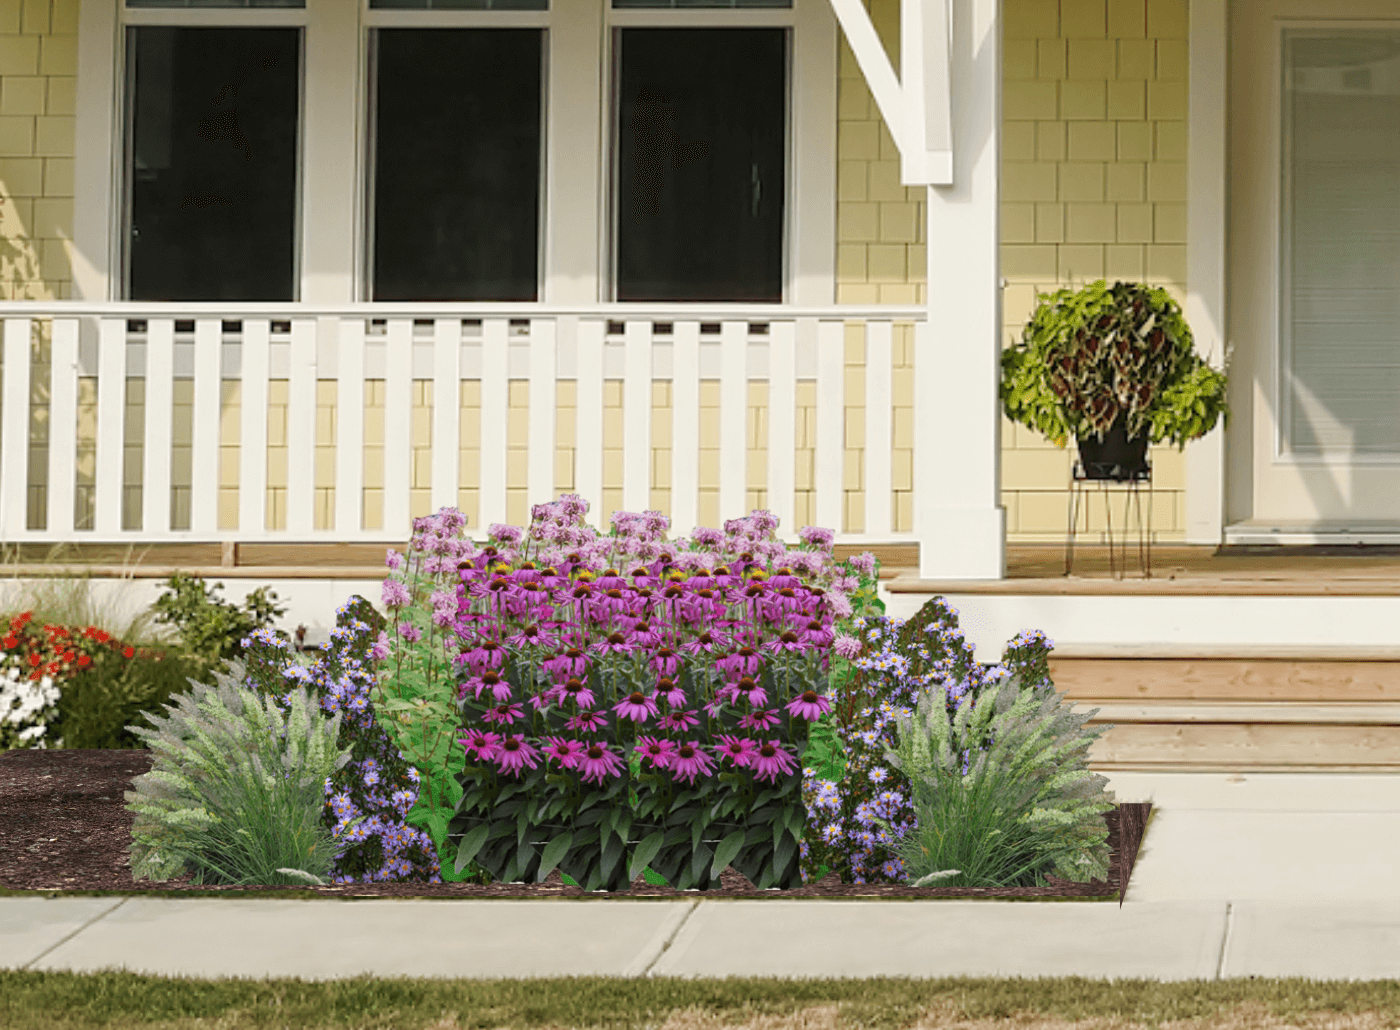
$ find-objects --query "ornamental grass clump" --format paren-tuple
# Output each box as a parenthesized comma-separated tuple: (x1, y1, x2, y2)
(800, 597, 1057, 885)
(878, 668, 1118, 889)
(123, 659, 359, 886)
(371, 497, 876, 890)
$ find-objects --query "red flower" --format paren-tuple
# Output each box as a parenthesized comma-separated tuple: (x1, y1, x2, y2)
(2, 636, 15, 649)
(19, 612, 30, 624)
(45, 662, 59, 676)
(77, 654, 91, 667)
(63, 650, 75, 663)
(123, 646, 135, 659)
(27, 654, 41, 667)
(96, 630, 109, 643)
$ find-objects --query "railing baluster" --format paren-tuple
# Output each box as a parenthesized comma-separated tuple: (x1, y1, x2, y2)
(528, 318, 557, 512)
(190, 319, 221, 535)
(94, 319, 124, 536)
(383, 318, 412, 537)
(0, 318, 30, 537)
(478, 317, 509, 533)
(239, 319, 271, 536)
(670, 320, 700, 538)
(718, 320, 746, 526)
(622, 320, 652, 516)
(142, 318, 175, 535)
(48, 318, 78, 539)
(864, 319, 893, 538)
(575, 318, 604, 533)
(814, 319, 844, 536)
(335, 318, 365, 536)
(285, 318, 317, 536)
(767, 319, 797, 541)
(431, 318, 461, 516)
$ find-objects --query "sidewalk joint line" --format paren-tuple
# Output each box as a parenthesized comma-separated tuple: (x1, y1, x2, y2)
(1214, 902, 1234, 981)
(20, 896, 130, 972)
(642, 899, 700, 978)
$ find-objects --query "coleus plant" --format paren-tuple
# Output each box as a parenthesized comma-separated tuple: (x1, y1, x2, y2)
(1000, 279, 1231, 450)
(370, 498, 878, 889)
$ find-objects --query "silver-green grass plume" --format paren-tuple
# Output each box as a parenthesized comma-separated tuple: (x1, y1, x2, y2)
(123, 658, 360, 886)
(877, 668, 1118, 888)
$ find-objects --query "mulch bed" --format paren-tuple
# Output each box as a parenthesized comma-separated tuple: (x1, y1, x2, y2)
(0, 747, 1151, 902)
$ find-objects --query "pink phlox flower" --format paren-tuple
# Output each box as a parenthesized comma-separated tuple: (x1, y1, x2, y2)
(832, 633, 863, 659)
(397, 622, 423, 644)
(460, 729, 504, 763)
(738, 708, 783, 731)
(558, 677, 596, 710)
(487, 523, 523, 545)
(482, 703, 524, 726)
(613, 690, 660, 723)
(540, 736, 587, 770)
(430, 588, 458, 625)
(668, 741, 715, 785)
(827, 591, 853, 618)
(422, 554, 457, 577)
(370, 632, 391, 661)
(798, 526, 835, 550)
(690, 527, 724, 548)
(713, 734, 759, 768)
(577, 741, 626, 785)
(381, 578, 412, 610)
(565, 710, 610, 733)
(657, 708, 700, 733)
(749, 740, 799, 783)
(786, 689, 832, 721)
(849, 552, 877, 577)
(495, 734, 540, 776)
(634, 735, 678, 770)
(385, 549, 405, 571)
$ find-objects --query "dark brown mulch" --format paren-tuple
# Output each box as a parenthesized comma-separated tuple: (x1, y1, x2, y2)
(0, 747, 1151, 902)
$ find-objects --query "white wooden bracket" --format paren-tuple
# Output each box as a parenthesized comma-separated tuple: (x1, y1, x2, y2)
(825, 0, 953, 186)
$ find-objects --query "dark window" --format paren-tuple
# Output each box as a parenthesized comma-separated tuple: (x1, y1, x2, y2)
(614, 28, 787, 303)
(128, 1, 302, 7)
(125, 27, 301, 301)
(614, 0, 788, 7)
(370, 29, 544, 302)
(371, 0, 545, 8)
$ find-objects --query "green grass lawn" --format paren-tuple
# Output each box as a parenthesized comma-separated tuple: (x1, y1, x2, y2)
(4, 973, 1400, 1030)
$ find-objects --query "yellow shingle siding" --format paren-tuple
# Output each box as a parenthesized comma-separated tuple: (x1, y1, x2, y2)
(838, 0, 1190, 543)
(0, 0, 74, 300)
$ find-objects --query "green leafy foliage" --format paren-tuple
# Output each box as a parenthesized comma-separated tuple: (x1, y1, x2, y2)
(53, 648, 211, 750)
(150, 574, 289, 674)
(123, 658, 358, 886)
(880, 669, 1119, 888)
(1000, 279, 1232, 451)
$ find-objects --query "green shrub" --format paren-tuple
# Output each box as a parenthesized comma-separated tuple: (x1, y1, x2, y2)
(123, 658, 359, 886)
(150, 574, 289, 673)
(54, 649, 211, 750)
(879, 669, 1118, 889)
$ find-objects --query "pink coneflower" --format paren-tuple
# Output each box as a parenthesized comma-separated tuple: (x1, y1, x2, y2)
(654, 676, 686, 708)
(716, 646, 763, 678)
(465, 670, 513, 703)
(577, 741, 626, 785)
(495, 734, 540, 776)
(482, 703, 524, 726)
(566, 710, 610, 733)
(559, 677, 596, 710)
(785, 690, 831, 721)
(457, 638, 507, 673)
(750, 740, 798, 783)
(381, 578, 412, 611)
(648, 646, 682, 678)
(726, 676, 768, 708)
(713, 734, 759, 768)
(669, 741, 714, 785)
(543, 646, 590, 679)
(738, 709, 783, 731)
(460, 730, 503, 763)
(634, 735, 678, 770)
(593, 629, 635, 655)
(614, 690, 659, 723)
(657, 709, 700, 733)
(540, 736, 587, 770)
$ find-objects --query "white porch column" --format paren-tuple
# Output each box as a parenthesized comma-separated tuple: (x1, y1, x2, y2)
(914, 0, 1005, 579)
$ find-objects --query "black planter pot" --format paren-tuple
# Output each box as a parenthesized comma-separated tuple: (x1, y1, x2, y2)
(1076, 412, 1150, 481)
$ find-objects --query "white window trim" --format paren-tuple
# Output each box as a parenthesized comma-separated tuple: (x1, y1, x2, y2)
(73, 0, 837, 305)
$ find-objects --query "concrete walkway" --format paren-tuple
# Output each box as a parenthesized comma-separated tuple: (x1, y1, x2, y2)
(3, 772, 1398, 983)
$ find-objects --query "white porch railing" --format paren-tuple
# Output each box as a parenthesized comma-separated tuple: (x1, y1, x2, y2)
(0, 303, 926, 546)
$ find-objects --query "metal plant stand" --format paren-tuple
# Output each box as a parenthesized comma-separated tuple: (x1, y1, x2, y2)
(1064, 460, 1153, 579)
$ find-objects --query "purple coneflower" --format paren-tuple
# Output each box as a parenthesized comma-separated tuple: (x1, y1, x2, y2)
(712, 734, 759, 768)
(654, 676, 686, 708)
(577, 741, 626, 785)
(559, 677, 596, 710)
(726, 676, 768, 708)
(539, 736, 587, 770)
(495, 734, 540, 776)
(460, 730, 503, 763)
(669, 741, 714, 785)
(749, 740, 798, 783)
(634, 735, 678, 770)
(785, 690, 831, 721)
(482, 703, 524, 726)
(566, 710, 610, 733)
(613, 690, 659, 723)
(738, 709, 783, 731)
(657, 709, 700, 733)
